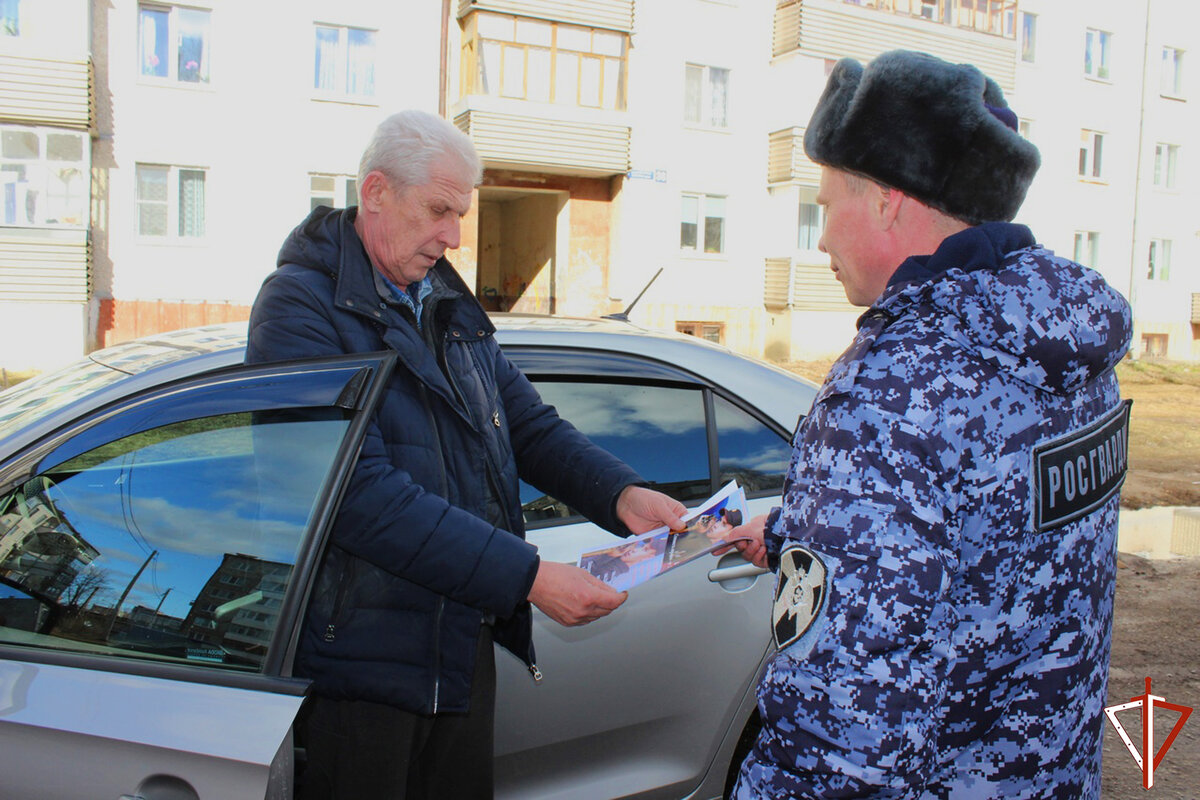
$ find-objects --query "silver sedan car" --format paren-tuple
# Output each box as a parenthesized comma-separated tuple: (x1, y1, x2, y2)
(0, 315, 816, 800)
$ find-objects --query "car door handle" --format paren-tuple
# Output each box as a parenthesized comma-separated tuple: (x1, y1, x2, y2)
(707, 562, 770, 583)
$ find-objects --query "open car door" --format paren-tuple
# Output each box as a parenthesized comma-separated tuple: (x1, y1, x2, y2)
(0, 353, 394, 800)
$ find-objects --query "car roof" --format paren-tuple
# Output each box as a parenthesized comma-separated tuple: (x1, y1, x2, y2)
(0, 315, 814, 455)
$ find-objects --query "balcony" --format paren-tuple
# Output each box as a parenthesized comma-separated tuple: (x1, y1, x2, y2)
(768, 127, 822, 185)
(454, 102, 630, 177)
(455, 2, 633, 176)
(773, 0, 1017, 92)
(764, 257, 855, 312)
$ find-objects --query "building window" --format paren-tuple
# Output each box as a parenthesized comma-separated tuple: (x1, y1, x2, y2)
(139, 4, 211, 84)
(465, 12, 627, 110)
(1148, 238, 1172, 281)
(1078, 130, 1104, 180)
(1020, 12, 1036, 62)
(797, 187, 822, 250)
(309, 173, 357, 210)
(684, 64, 730, 128)
(676, 321, 724, 344)
(1, 0, 18, 36)
(681, 193, 726, 254)
(837, 1, 1017, 39)
(1154, 143, 1179, 189)
(136, 164, 206, 238)
(1141, 333, 1168, 357)
(1073, 231, 1100, 268)
(1084, 28, 1112, 80)
(1, 125, 88, 227)
(314, 24, 376, 99)
(1161, 47, 1184, 97)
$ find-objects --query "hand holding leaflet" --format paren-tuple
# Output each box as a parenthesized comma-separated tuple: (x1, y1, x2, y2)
(577, 481, 750, 592)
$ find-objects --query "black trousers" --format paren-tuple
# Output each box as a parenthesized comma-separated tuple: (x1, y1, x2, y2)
(298, 626, 497, 800)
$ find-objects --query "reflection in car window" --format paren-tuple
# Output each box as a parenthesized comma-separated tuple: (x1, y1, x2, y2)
(0, 409, 349, 671)
(713, 395, 790, 496)
(520, 381, 709, 523)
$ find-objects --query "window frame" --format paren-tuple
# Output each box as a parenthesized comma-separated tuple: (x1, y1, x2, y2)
(308, 172, 358, 211)
(680, 191, 727, 255)
(797, 186, 823, 251)
(1073, 230, 1100, 268)
(135, 163, 208, 240)
(313, 22, 378, 102)
(684, 63, 731, 129)
(1084, 27, 1112, 81)
(1153, 143, 1179, 189)
(463, 11, 627, 111)
(1019, 11, 1037, 63)
(1147, 238, 1172, 281)
(0, 353, 396, 687)
(1160, 46, 1184, 98)
(1, 0, 18, 36)
(676, 321, 725, 345)
(505, 345, 795, 531)
(137, 3, 212, 86)
(1078, 130, 1105, 181)
(0, 124, 90, 229)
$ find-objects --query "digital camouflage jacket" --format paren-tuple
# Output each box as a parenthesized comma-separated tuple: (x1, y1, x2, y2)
(735, 223, 1133, 799)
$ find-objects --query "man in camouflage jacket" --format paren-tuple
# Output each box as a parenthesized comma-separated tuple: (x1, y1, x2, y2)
(732, 51, 1132, 798)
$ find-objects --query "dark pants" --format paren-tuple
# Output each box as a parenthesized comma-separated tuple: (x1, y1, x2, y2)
(298, 626, 497, 800)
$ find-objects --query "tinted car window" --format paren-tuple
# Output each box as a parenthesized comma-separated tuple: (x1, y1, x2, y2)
(713, 394, 791, 496)
(0, 409, 349, 671)
(520, 381, 710, 523)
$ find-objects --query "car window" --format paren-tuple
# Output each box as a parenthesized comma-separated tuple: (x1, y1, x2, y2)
(520, 380, 710, 523)
(0, 408, 349, 672)
(713, 394, 791, 497)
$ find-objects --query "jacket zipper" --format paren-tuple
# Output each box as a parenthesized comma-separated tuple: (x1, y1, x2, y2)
(431, 597, 445, 713)
(323, 557, 356, 642)
(419, 382, 451, 711)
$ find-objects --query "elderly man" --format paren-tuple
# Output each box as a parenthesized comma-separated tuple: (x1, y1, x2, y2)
(246, 110, 685, 799)
(732, 51, 1132, 798)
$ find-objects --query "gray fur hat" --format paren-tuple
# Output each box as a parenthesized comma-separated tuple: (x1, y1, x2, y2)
(804, 50, 1040, 224)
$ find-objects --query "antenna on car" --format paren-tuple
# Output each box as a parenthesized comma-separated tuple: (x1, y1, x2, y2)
(602, 267, 663, 322)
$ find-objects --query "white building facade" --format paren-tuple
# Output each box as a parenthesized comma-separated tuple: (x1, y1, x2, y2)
(0, 0, 1194, 370)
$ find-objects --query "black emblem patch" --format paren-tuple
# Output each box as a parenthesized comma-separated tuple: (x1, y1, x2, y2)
(1033, 400, 1132, 532)
(772, 546, 828, 650)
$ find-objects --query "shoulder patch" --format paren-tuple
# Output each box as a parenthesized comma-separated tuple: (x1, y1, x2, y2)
(1033, 400, 1132, 532)
(773, 545, 829, 650)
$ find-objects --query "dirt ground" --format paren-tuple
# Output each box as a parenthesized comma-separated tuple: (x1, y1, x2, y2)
(784, 359, 1200, 797)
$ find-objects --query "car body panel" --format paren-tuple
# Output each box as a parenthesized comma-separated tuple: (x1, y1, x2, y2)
(0, 316, 818, 799)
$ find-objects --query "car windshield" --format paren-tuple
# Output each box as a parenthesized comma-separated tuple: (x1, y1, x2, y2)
(0, 358, 125, 441)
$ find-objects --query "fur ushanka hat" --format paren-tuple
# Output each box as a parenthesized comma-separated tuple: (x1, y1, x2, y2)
(804, 50, 1041, 224)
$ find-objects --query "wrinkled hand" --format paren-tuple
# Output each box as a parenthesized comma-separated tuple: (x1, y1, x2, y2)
(715, 513, 770, 568)
(529, 560, 627, 627)
(616, 485, 687, 535)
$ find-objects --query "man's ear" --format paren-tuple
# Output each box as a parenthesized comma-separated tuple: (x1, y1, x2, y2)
(875, 185, 904, 230)
(359, 171, 389, 213)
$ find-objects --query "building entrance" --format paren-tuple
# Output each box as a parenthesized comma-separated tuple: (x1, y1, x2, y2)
(475, 187, 566, 314)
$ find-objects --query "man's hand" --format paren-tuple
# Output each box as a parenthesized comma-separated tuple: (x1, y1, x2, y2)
(529, 561, 627, 626)
(717, 513, 770, 568)
(616, 485, 687, 535)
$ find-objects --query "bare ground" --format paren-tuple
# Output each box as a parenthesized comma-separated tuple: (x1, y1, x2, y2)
(782, 359, 1200, 796)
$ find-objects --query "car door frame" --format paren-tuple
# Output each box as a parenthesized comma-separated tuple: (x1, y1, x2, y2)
(0, 351, 396, 800)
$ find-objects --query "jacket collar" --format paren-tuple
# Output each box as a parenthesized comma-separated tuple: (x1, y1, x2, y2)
(329, 209, 495, 340)
(887, 221, 1035, 290)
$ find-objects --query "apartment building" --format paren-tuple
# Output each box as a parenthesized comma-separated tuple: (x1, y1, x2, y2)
(0, 0, 92, 371)
(1014, 0, 1199, 361)
(1, 0, 1194, 369)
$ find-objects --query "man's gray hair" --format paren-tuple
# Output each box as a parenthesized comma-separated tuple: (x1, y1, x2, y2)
(357, 110, 483, 201)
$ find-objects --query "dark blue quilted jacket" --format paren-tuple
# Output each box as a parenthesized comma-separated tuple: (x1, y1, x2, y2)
(246, 207, 641, 713)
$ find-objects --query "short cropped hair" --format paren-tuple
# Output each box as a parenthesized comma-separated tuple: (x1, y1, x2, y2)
(357, 110, 483, 202)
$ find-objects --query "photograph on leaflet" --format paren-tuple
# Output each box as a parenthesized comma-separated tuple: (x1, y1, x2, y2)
(577, 480, 749, 592)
